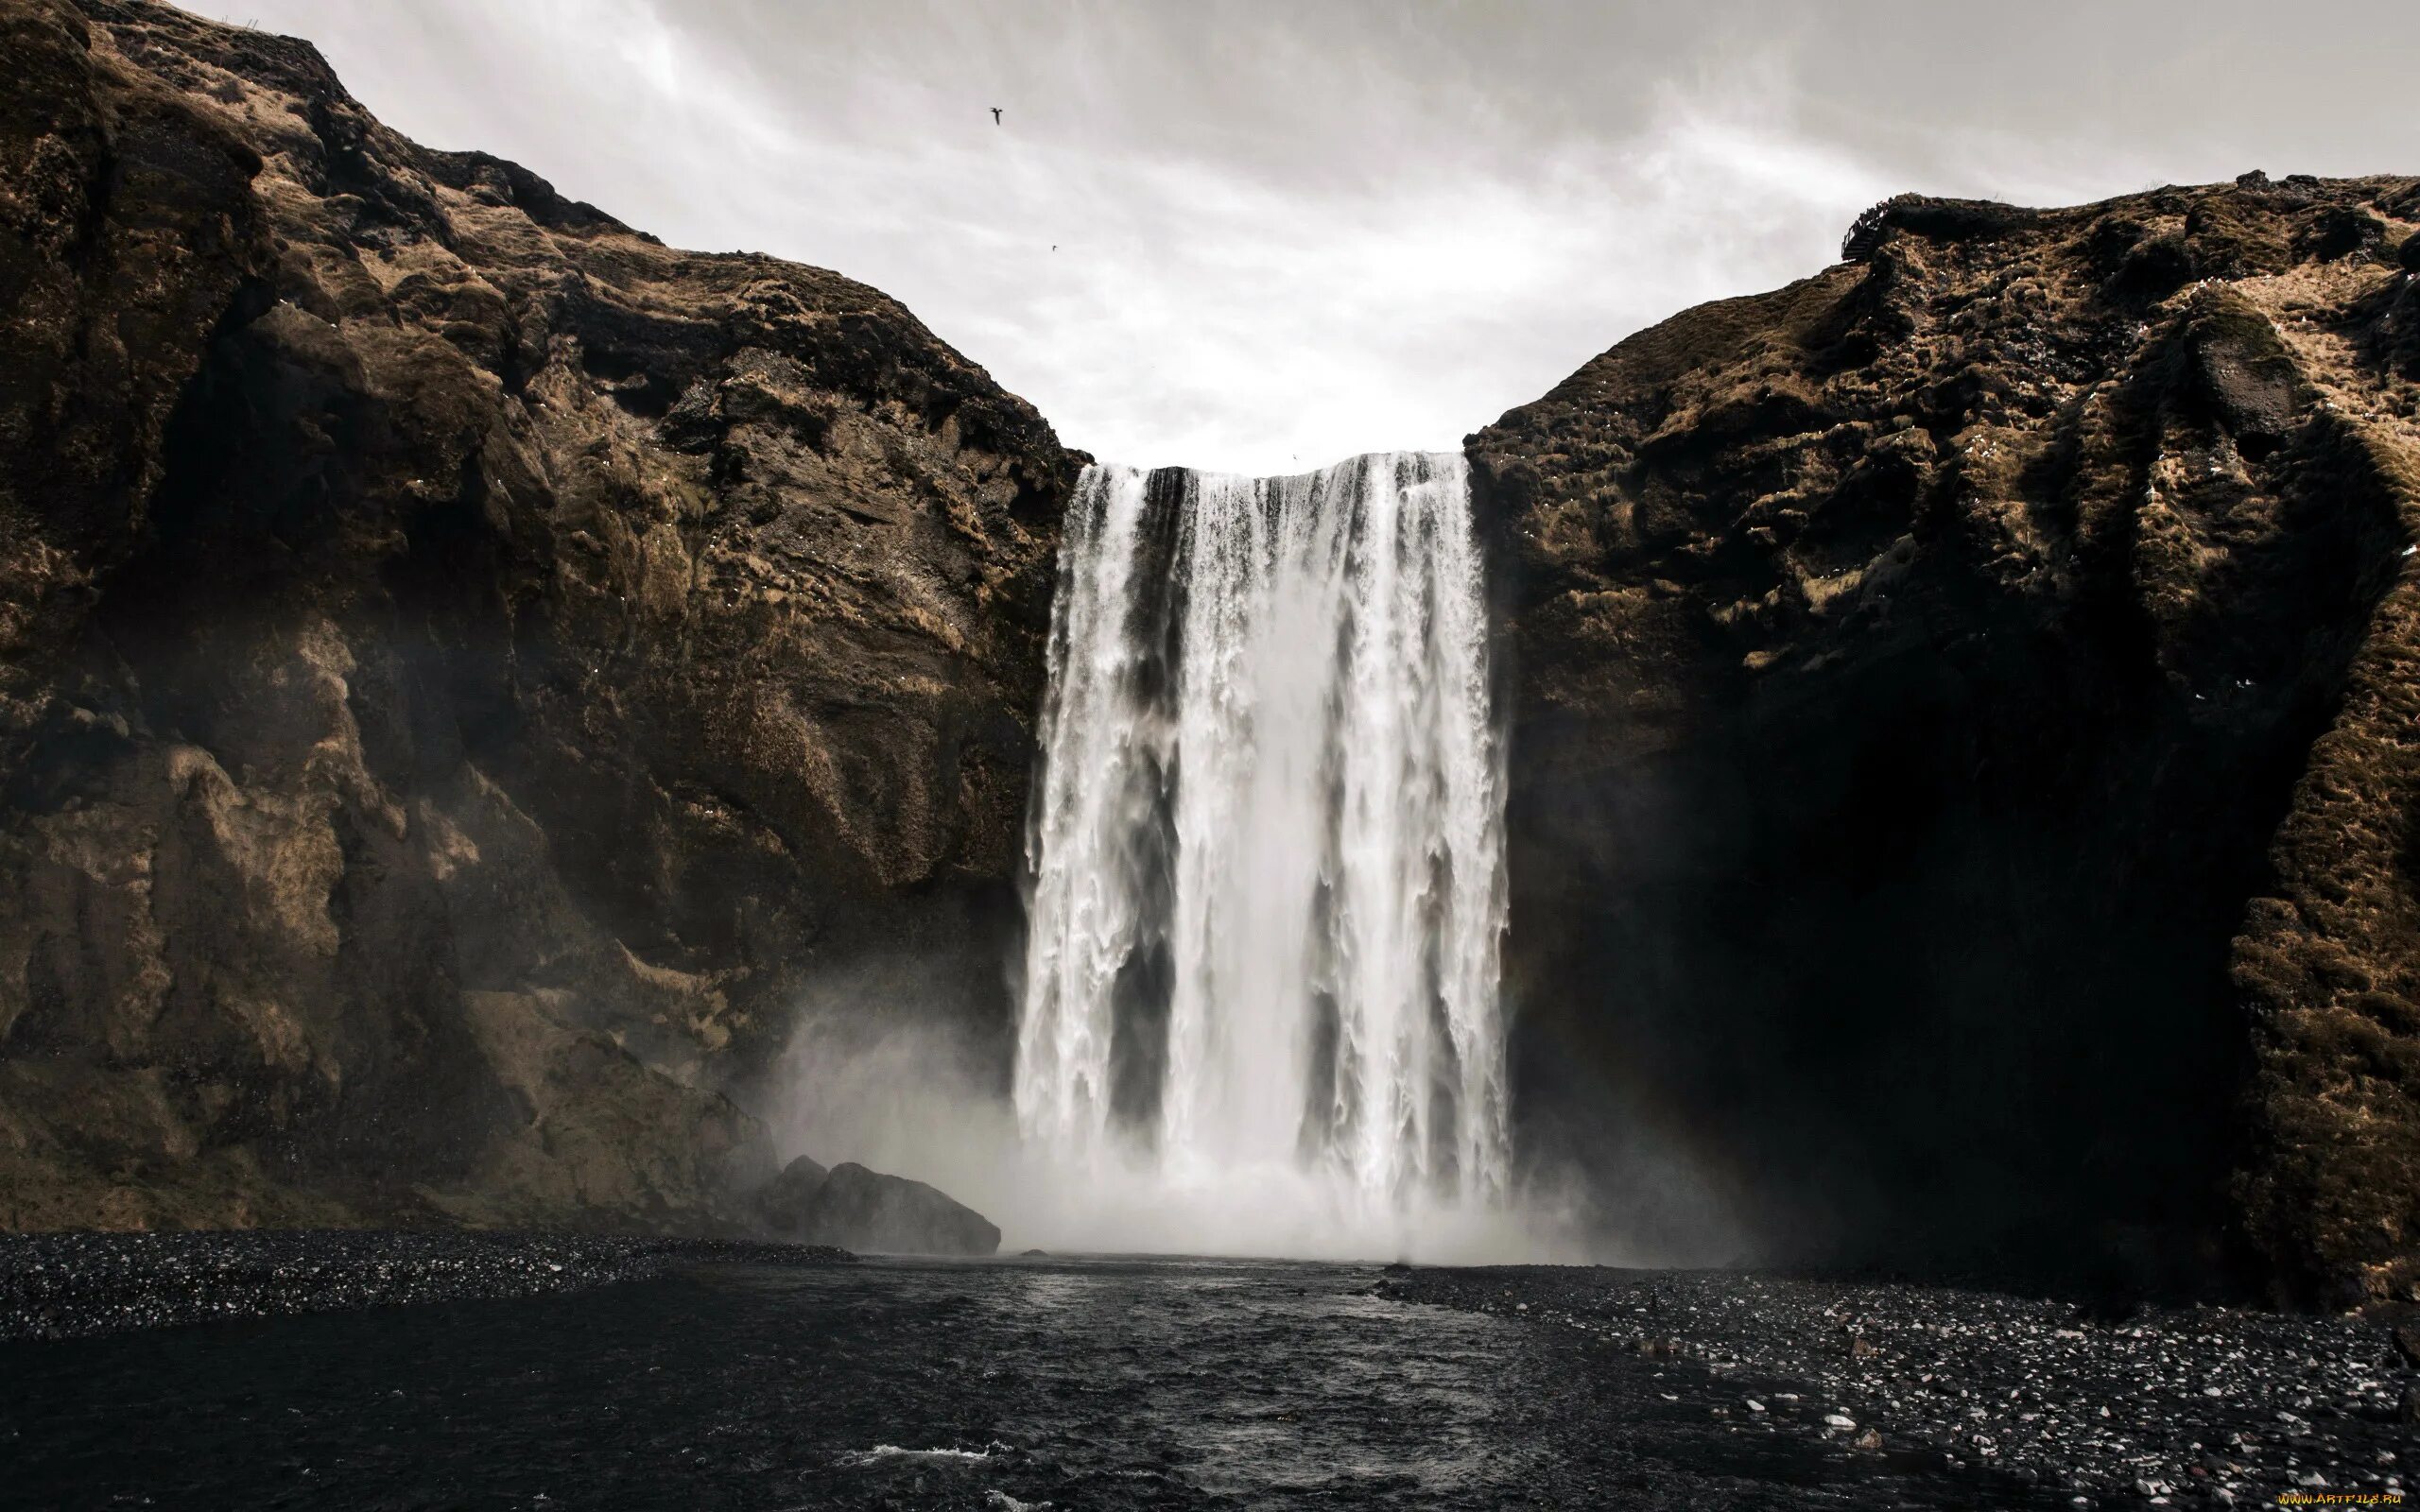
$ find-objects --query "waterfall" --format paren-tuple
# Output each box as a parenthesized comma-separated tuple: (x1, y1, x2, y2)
(1014, 452, 1509, 1228)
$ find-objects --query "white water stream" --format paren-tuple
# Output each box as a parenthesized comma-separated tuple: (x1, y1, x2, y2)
(1014, 453, 1509, 1242)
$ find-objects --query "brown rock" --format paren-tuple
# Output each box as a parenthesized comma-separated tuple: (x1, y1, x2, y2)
(1477, 171, 2420, 1303)
(0, 0, 1077, 1233)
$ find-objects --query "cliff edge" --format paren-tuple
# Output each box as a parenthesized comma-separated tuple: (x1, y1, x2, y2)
(0, 0, 1077, 1231)
(1478, 174, 2420, 1305)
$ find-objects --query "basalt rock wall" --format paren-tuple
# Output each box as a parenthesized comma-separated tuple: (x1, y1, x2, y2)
(1477, 175, 2420, 1306)
(0, 0, 1078, 1232)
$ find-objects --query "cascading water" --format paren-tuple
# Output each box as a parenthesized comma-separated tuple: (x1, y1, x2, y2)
(1014, 452, 1510, 1244)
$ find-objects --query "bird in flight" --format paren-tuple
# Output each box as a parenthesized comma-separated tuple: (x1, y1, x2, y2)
(991, 107, 1002, 125)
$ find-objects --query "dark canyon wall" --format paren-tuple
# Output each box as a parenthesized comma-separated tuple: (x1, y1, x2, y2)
(1476, 178, 2420, 1305)
(0, 0, 1076, 1231)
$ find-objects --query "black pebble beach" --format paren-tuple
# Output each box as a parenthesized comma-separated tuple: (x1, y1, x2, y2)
(1379, 1266, 2419, 1506)
(0, 1230, 855, 1343)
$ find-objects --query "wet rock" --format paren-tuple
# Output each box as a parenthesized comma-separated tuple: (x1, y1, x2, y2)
(1384, 1264, 2411, 1503)
(752, 1156, 831, 1234)
(782, 1162, 1000, 1257)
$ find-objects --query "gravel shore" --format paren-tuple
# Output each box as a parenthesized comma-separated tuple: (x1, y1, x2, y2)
(0, 1230, 854, 1343)
(14, 1236, 2415, 1507)
(1380, 1266, 2420, 1507)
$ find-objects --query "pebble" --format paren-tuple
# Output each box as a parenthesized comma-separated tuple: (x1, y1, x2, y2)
(0, 1230, 855, 1342)
(1377, 1265, 2416, 1504)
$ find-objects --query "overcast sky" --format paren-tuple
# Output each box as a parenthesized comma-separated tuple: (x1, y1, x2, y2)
(230, 1, 2420, 475)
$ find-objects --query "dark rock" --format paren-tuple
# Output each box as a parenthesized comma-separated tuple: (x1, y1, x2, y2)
(1841, 193, 2043, 262)
(788, 1162, 1000, 1256)
(752, 1155, 831, 1234)
(1387, 1265, 2411, 1503)
(0, 1228, 854, 1342)
(749, 1156, 995, 1255)
(2392, 1325, 2420, 1368)
(1476, 169, 2420, 1305)
(2295, 205, 2389, 261)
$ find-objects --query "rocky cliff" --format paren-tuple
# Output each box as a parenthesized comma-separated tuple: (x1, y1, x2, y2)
(6, 0, 2416, 1311)
(0, 0, 1076, 1231)
(1476, 175, 2420, 1305)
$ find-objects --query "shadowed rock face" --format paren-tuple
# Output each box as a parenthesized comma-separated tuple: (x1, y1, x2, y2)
(0, 0, 1076, 1232)
(753, 1155, 834, 1238)
(1475, 175, 2420, 1306)
(755, 1156, 999, 1256)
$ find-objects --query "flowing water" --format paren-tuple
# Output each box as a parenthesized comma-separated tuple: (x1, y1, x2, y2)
(0, 1254, 2074, 1510)
(1015, 455, 1509, 1244)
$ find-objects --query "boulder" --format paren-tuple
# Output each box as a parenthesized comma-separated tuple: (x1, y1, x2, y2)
(754, 1159, 998, 1256)
(752, 1156, 830, 1236)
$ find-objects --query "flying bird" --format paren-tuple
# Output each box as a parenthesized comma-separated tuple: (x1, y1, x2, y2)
(991, 107, 1002, 125)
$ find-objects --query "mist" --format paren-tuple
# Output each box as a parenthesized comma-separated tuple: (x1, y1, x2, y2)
(767, 970, 1618, 1263)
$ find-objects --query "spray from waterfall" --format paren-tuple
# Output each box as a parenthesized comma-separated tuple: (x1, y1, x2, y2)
(1014, 452, 1510, 1248)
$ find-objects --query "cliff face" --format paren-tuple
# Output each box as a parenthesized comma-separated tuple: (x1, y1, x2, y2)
(1476, 176, 2420, 1304)
(7, 1, 2415, 1310)
(0, 0, 1076, 1230)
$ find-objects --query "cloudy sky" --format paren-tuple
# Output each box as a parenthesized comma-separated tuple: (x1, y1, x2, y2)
(232, 1, 2420, 474)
